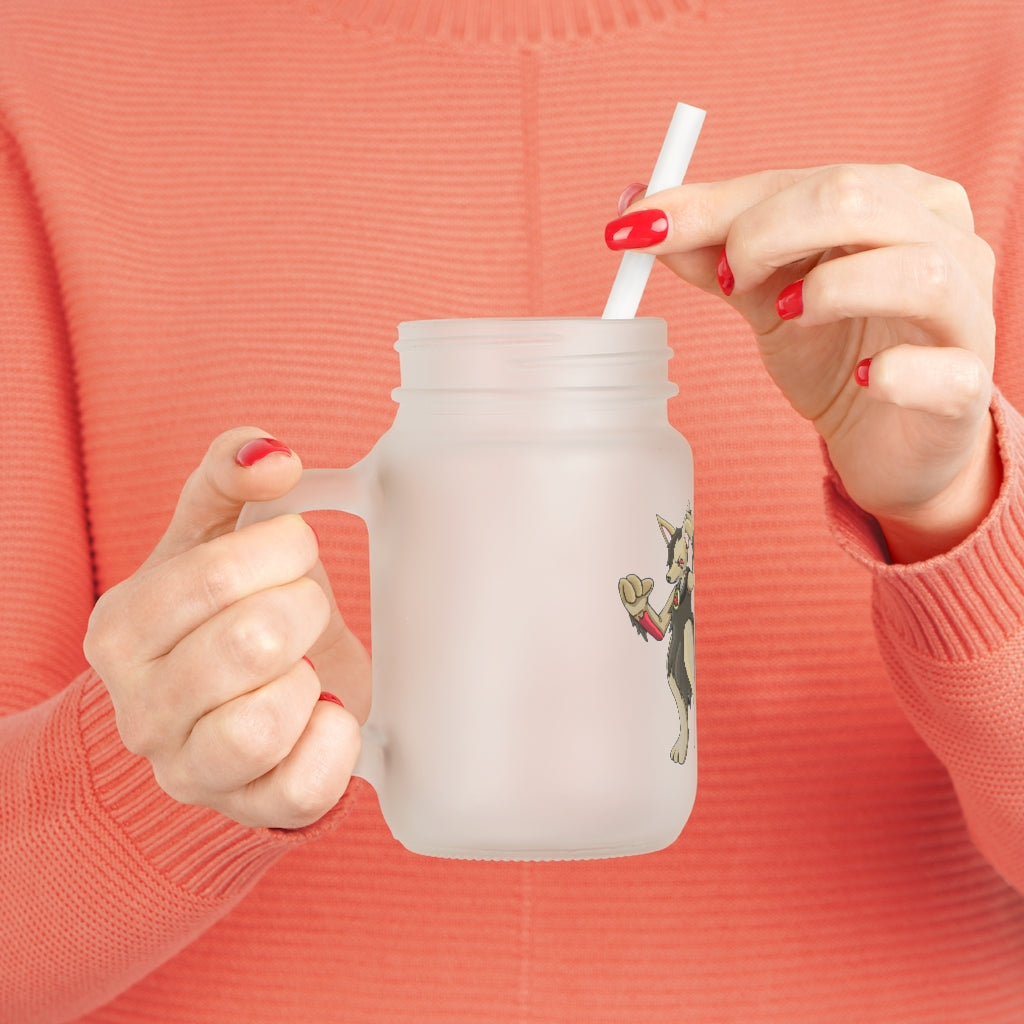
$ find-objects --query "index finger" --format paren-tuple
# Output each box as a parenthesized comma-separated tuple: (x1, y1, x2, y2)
(114, 513, 320, 662)
(626, 163, 975, 257)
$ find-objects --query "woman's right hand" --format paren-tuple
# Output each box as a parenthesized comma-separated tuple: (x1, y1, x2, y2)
(608, 165, 998, 563)
(84, 428, 369, 830)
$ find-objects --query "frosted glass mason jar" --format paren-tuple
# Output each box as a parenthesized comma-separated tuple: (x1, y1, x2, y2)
(239, 318, 696, 860)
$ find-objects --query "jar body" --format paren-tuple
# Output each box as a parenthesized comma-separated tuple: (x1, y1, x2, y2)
(362, 319, 697, 859)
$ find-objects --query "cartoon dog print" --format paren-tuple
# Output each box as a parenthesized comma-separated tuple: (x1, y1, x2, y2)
(618, 507, 694, 764)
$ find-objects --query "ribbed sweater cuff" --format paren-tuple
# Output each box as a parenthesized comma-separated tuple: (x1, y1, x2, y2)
(77, 669, 354, 903)
(824, 391, 1024, 661)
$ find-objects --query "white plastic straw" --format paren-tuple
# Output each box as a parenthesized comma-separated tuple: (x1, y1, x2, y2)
(602, 102, 706, 319)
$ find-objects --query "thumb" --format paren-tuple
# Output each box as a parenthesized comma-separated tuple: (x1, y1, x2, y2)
(145, 427, 304, 567)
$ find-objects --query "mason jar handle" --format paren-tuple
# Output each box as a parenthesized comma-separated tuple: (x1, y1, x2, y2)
(236, 465, 386, 792)
(235, 466, 372, 527)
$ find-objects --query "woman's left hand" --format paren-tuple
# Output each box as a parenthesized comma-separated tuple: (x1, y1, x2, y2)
(606, 164, 1000, 562)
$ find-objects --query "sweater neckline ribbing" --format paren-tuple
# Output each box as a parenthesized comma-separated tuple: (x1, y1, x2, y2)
(304, 0, 706, 45)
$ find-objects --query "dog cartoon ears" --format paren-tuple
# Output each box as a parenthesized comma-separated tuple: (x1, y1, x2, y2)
(657, 515, 677, 546)
(657, 508, 694, 548)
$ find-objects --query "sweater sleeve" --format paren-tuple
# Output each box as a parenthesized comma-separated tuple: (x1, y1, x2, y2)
(825, 391, 1024, 895)
(0, 129, 351, 1023)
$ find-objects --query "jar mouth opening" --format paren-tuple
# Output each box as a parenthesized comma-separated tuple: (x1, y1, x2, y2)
(394, 318, 675, 395)
(397, 316, 666, 325)
(396, 316, 667, 348)
(392, 381, 679, 397)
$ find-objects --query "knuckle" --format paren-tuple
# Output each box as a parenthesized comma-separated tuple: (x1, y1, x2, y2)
(150, 758, 202, 807)
(884, 162, 915, 180)
(908, 243, 954, 297)
(925, 173, 975, 232)
(296, 574, 332, 629)
(219, 578, 328, 677)
(945, 354, 990, 410)
(972, 235, 996, 281)
(81, 619, 108, 672)
(812, 270, 846, 318)
(727, 225, 759, 273)
(278, 716, 357, 827)
(766, 167, 802, 196)
(221, 696, 291, 769)
(821, 165, 879, 224)
(937, 176, 971, 215)
(196, 550, 248, 612)
(114, 703, 157, 756)
(83, 586, 130, 669)
(278, 761, 337, 826)
(286, 581, 330, 649)
(110, 684, 169, 759)
(222, 607, 290, 674)
(681, 188, 718, 241)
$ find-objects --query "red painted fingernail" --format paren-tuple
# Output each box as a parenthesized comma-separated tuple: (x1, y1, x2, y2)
(776, 279, 804, 320)
(302, 655, 316, 672)
(235, 437, 293, 467)
(716, 247, 734, 296)
(855, 358, 872, 387)
(604, 208, 669, 250)
(318, 691, 345, 708)
(616, 182, 648, 216)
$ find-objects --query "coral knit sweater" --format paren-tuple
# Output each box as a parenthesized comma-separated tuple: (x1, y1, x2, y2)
(2, 1, 1023, 1021)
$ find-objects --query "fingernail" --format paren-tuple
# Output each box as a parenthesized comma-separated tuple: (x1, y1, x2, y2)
(616, 182, 648, 216)
(716, 247, 734, 296)
(604, 208, 669, 251)
(855, 357, 872, 387)
(235, 437, 293, 468)
(776, 280, 804, 320)
(302, 655, 316, 672)
(318, 691, 345, 708)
